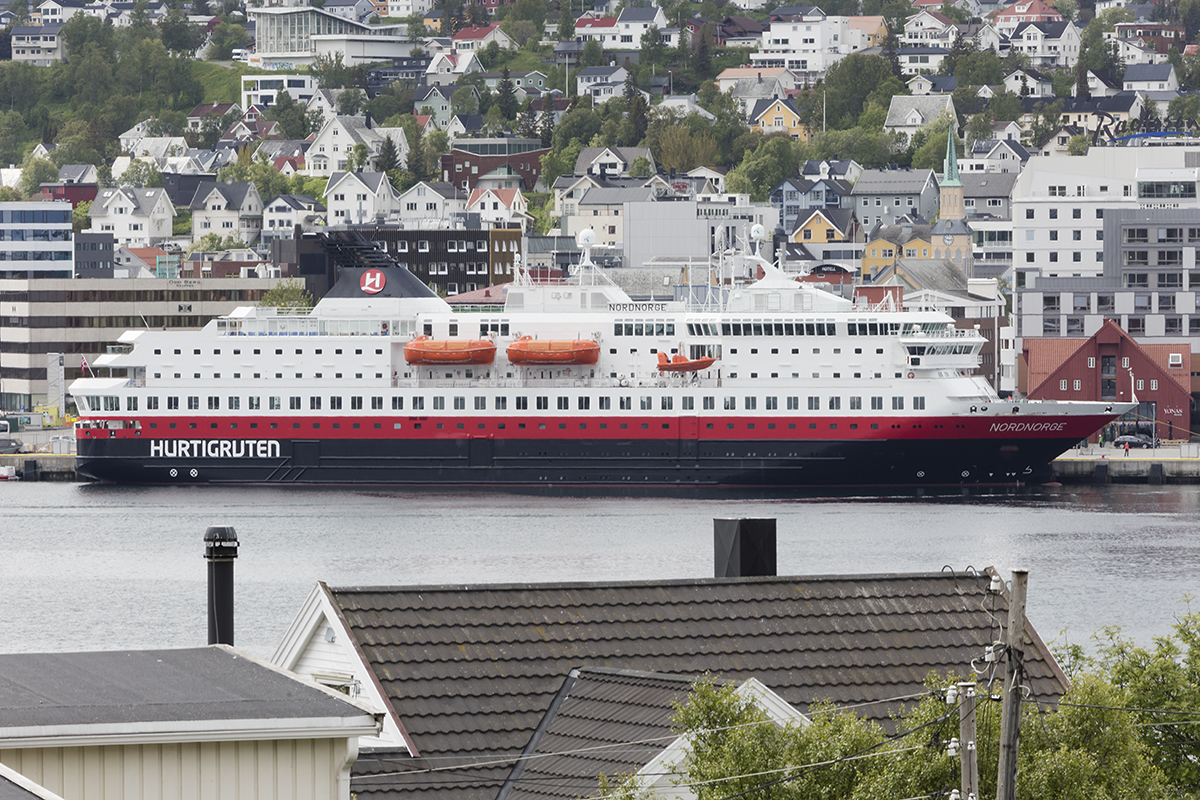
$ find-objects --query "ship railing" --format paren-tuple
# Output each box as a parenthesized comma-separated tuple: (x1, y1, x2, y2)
(106, 344, 133, 355)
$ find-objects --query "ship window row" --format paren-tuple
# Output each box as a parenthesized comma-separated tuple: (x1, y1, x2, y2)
(478, 320, 512, 336)
(84, 394, 927, 414)
(154, 347, 384, 357)
(719, 320, 837, 337)
(613, 320, 677, 337)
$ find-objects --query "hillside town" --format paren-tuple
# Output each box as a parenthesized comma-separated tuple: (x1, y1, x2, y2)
(0, 0, 1198, 441)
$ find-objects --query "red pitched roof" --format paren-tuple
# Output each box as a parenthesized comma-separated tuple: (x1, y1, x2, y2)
(468, 187, 521, 208)
(452, 22, 501, 40)
(575, 16, 615, 27)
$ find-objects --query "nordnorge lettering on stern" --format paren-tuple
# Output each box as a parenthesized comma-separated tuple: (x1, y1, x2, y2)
(68, 229, 1131, 488)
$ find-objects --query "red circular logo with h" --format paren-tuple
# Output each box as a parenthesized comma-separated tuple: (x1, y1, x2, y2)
(360, 269, 386, 295)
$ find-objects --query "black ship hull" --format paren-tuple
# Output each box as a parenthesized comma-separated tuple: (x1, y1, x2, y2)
(76, 433, 1078, 488)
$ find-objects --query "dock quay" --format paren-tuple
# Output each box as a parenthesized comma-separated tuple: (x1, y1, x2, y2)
(0, 453, 76, 481)
(1052, 443, 1200, 484)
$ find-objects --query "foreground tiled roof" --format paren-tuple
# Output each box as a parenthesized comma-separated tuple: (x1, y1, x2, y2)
(499, 668, 713, 800)
(335, 571, 1067, 800)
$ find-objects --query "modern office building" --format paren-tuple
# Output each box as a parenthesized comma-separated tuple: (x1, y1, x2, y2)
(0, 277, 283, 411)
(0, 202, 74, 280)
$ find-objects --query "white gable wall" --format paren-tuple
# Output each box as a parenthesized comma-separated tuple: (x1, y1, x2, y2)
(272, 583, 412, 753)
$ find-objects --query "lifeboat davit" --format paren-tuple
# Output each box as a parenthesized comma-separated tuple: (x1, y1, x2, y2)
(657, 352, 718, 372)
(507, 336, 600, 366)
(404, 336, 497, 365)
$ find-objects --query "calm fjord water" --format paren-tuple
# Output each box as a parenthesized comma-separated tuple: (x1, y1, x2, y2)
(1, 483, 1199, 658)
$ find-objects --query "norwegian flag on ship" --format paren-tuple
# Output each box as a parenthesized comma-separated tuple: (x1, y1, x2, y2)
(81, 356, 88, 374)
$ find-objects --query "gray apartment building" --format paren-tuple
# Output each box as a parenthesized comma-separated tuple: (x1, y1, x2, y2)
(1019, 208, 1200, 347)
(850, 168, 939, 230)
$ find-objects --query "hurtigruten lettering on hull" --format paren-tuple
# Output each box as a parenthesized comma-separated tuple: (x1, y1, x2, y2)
(68, 228, 1131, 487)
(150, 440, 281, 458)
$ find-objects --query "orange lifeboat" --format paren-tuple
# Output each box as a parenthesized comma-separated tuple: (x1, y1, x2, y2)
(507, 336, 600, 366)
(404, 336, 496, 365)
(657, 352, 718, 372)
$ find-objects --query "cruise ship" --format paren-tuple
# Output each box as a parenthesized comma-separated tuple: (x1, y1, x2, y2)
(68, 230, 1127, 487)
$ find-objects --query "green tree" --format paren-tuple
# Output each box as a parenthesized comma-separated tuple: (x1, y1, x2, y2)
(517, 100, 539, 138)
(217, 160, 289, 206)
(72, 201, 92, 234)
(376, 134, 400, 173)
(580, 38, 604, 68)
(1080, 8, 1133, 72)
(987, 89, 1024, 122)
(558, 3, 574, 40)
(910, 111, 962, 170)
(654, 670, 1177, 800)
(349, 141, 370, 171)
(1067, 133, 1090, 154)
(539, 137, 584, 187)
(265, 91, 312, 141)
(338, 88, 366, 116)
(451, 86, 479, 116)
(496, 66, 518, 120)
(257, 278, 314, 308)
(207, 22, 249, 60)
(965, 112, 993, 149)
(118, 158, 164, 187)
(822, 54, 902, 129)
(160, 12, 201, 53)
(20, 157, 58, 197)
(627, 155, 652, 177)
(1024, 99, 1065, 149)
(538, 102, 554, 147)
(0, 110, 28, 167)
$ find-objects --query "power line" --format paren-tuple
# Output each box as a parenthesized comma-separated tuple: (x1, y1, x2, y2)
(357, 689, 944, 775)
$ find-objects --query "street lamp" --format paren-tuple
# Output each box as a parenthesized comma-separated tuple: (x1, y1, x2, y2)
(668, 70, 672, 97)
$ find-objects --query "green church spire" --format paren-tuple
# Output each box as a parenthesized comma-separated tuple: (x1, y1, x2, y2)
(942, 129, 962, 188)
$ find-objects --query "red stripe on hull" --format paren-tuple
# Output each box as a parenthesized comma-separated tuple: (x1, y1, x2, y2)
(78, 413, 1114, 443)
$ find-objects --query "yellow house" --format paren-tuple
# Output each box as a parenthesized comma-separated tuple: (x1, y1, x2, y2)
(862, 223, 934, 279)
(848, 15, 887, 47)
(791, 208, 861, 244)
(749, 98, 813, 143)
(423, 9, 444, 29)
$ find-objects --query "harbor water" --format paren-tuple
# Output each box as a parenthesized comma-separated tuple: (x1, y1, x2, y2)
(1, 482, 1198, 659)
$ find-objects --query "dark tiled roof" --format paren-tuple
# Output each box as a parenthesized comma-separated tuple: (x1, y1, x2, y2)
(499, 668, 715, 800)
(188, 180, 253, 211)
(335, 572, 1067, 800)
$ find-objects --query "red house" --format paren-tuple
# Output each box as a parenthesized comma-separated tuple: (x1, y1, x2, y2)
(1023, 319, 1193, 442)
(37, 183, 98, 208)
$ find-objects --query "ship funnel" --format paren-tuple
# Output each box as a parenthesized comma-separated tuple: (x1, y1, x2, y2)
(714, 518, 776, 578)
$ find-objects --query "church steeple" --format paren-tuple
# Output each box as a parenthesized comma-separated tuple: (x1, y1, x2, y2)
(942, 129, 962, 188)
(940, 130, 964, 222)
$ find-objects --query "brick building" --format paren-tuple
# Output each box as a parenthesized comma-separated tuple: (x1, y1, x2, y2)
(1023, 318, 1192, 441)
(438, 138, 549, 193)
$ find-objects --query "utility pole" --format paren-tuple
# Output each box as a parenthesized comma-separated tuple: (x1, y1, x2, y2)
(995, 570, 1029, 800)
(958, 682, 979, 800)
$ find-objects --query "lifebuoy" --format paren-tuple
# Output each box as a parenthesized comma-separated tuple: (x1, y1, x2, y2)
(907, 372, 915, 379)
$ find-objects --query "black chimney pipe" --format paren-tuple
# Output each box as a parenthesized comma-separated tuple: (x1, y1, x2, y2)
(714, 518, 777, 578)
(204, 526, 239, 646)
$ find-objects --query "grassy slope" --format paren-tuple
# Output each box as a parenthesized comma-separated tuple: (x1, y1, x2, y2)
(192, 61, 250, 105)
